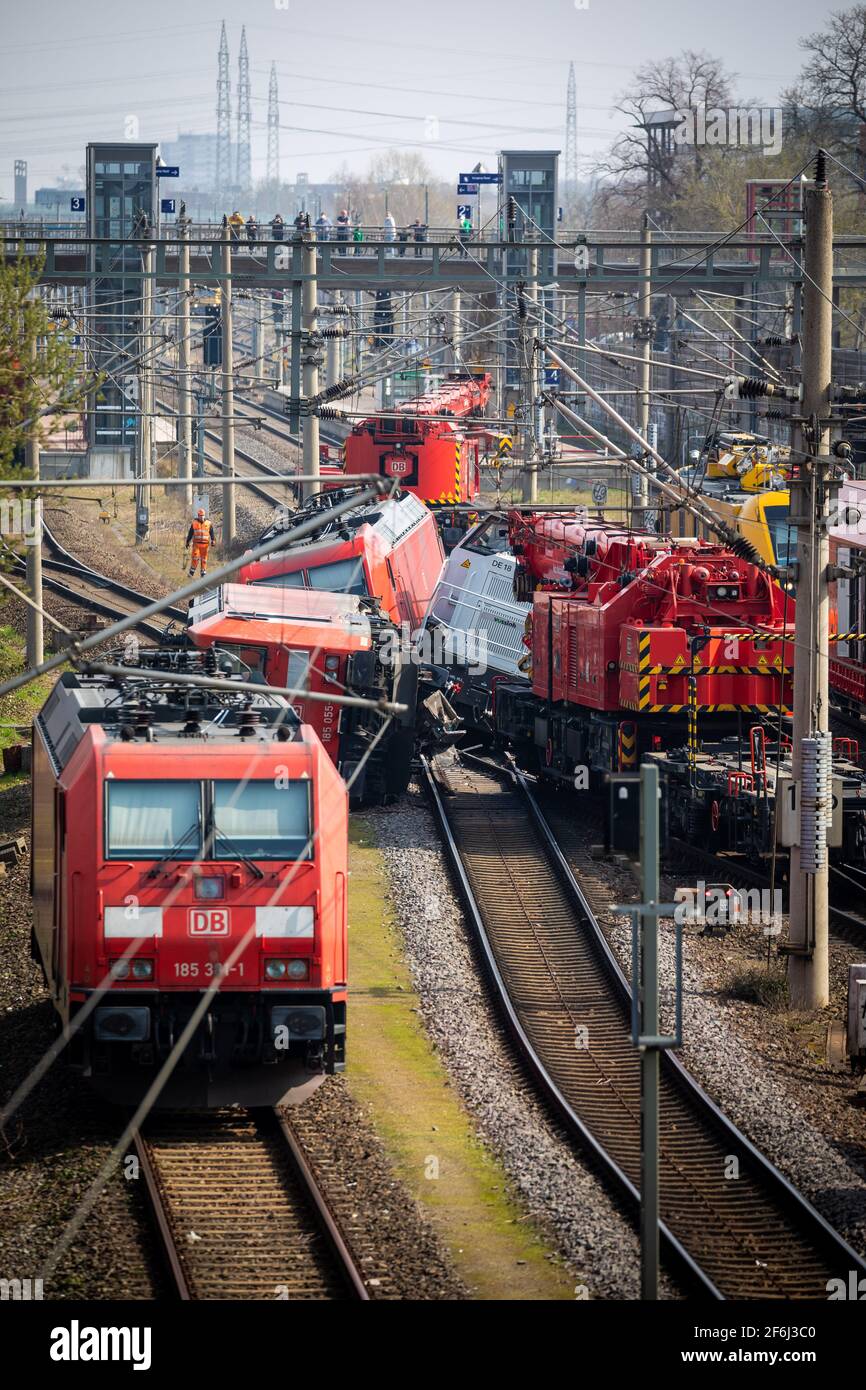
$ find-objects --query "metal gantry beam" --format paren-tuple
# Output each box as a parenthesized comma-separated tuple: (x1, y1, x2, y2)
(9, 229, 866, 293)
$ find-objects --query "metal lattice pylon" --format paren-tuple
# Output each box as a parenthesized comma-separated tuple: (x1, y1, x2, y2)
(236, 25, 252, 194)
(565, 60, 578, 194)
(266, 61, 280, 188)
(216, 21, 231, 197)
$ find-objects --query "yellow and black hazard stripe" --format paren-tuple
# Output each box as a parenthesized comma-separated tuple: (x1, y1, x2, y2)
(636, 633, 652, 707)
(632, 701, 792, 715)
(687, 675, 698, 771)
(454, 440, 462, 504)
(618, 722, 637, 769)
(645, 663, 792, 677)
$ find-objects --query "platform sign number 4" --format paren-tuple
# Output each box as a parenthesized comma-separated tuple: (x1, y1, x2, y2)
(188, 908, 231, 937)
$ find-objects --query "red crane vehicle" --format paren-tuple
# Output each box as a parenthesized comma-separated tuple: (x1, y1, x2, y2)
(342, 372, 493, 536)
(494, 509, 866, 867)
(31, 651, 348, 1108)
(186, 584, 418, 803)
(498, 512, 794, 778)
(242, 488, 444, 631)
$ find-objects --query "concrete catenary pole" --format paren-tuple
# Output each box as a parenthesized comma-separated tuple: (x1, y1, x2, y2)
(135, 242, 154, 543)
(636, 212, 652, 523)
(521, 240, 540, 502)
(451, 287, 462, 369)
(788, 157, 834, 1010)
(25, 338, 43, 666)
(302, 230, 321, 500)
(178, 218, 193, 513)
(221, 222, 236, 547)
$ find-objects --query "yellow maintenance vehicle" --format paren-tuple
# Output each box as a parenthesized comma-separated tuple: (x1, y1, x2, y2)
(673, 432, 793, 567)
(705, 431, 791, 494)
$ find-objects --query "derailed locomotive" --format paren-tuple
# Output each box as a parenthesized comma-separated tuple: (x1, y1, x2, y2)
(245, 487, 444, 629)
(187, 584, 417, 803)
(31, 651, 349, 1108)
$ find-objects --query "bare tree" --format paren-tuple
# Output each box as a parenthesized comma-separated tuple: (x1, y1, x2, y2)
(598, 50, 736, 209)
(782, 5, 866, 159)
(794, 4, 866, 121)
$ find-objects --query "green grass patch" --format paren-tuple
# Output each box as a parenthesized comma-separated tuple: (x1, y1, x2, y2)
(346, 814, 576, 1300)
(0, 619, 56, 752)
(726, 967, 790, 1010)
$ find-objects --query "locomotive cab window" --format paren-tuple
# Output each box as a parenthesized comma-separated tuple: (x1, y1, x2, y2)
(306, 557, 369, 596)
(106, 780, 203, 860)
(212, 781, 311, 860)
(762, 504, 793, 568)
(464, 519, 510, 555)
(257, 569, 306, 590)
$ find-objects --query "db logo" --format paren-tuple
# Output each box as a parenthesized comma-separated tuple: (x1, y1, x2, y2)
(384, 455, 409, 477)
(188, 908, 231, 937)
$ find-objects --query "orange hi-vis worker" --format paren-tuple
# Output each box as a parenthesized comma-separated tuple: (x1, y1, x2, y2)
(185, 508, 216, 576)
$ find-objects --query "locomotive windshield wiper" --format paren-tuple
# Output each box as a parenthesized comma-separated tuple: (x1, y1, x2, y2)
(210, 824, 265, 880)
(146, 820, 201, 877)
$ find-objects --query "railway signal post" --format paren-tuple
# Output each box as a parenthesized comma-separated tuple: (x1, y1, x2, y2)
(787, 156, 834, 1010)
(614, 762, 681, 1300)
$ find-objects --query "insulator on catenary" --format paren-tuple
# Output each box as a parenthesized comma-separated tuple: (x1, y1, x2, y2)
(729, 534, 764, 568)
(730, 376, 799, 401)
(800, 733, 832, 874)
(318, 326, 349, 339)
(318, 406, 349, 420)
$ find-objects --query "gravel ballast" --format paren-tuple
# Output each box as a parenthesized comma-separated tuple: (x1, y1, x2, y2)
(366, 784, 670, 1300)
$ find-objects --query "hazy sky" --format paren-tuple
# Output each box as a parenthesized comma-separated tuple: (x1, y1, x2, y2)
(0, 0, 837, 196)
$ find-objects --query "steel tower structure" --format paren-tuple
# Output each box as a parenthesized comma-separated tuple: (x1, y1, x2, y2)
(266, 62, 280, 187)
(236, 26, 252, 194)
(565, 61, 578, 195)
(216, 22, 232, 196)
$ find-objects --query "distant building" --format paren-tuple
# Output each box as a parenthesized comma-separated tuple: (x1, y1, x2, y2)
(160, 132, 239, 197)
(35, 186, 86, 211)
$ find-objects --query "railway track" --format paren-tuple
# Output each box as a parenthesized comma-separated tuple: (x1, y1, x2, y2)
(664, 834, 866, 949)
(5, 524, 184, 641)
(132, 1109, 369, 1301)
(423, 750, 866, 1299)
